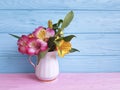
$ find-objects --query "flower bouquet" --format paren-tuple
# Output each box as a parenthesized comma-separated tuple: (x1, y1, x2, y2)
(10, 11, 79, 81)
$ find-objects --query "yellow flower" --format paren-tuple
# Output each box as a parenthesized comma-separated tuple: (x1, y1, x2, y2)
(57, 40, 72, 57)
(34, 26, 55, 41)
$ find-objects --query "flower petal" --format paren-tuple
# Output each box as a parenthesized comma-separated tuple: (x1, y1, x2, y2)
(37, 39, 48, 51)
(46, 28, 55, 38)
(18, 46, 27, 54)
(17, 35, 29, 46)
(33, 26, 46, 40)
(27, 48, 36, 55)
(57, 40, 71, 57)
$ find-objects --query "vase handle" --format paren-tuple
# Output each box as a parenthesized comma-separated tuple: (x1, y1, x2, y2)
(28, 56, 35, 70)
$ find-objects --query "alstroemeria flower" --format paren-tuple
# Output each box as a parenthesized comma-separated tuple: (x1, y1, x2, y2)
(33, 26, 46, 40)
(33, 26, 55, 41)
(17, 35, 29, 54)
(57, 40, 72, 57)
(27, 39, 48, 55)
(46, 28, 55, 38)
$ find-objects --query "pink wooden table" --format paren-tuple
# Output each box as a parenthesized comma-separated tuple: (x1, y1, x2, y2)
(0, 73, 120, 90)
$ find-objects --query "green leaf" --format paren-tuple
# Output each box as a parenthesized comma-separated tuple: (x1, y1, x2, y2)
(57, 19, 63, 27)
(55, 28, 62, 36)
(61, 11, 74, 29)
(63, 35, 76, 42)
(53, 23, 58, 30)
(69, 48, 80, 53)
(9, 34, 20, 39)
(52, 19, 63, 30)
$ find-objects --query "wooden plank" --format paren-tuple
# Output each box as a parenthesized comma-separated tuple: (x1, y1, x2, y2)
(0, 0, 120, 10)
(0, 73, 120, 90)
(0, 11, 120, 33)
(0, 33, 120, 56)
(0, 56, 120, 73)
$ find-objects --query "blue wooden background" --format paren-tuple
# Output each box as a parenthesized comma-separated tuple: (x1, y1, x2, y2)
(0, 0, 120, 73)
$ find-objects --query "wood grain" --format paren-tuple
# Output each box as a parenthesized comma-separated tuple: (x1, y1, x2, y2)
(0, 0, 120, 73)
(1, 33, 120, 72)
(0, 11, 120, 33)
(0, 0, 120, 10)
(0, 56, 120, 73)
(0, 33, 120, 56)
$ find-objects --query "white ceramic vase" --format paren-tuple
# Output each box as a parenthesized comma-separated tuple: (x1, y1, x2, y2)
(28, 51, 59, 81)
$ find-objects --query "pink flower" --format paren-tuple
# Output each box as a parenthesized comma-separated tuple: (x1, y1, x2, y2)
(17, 26, 55, 56)
(18, 34, 48, 56)
(17, 35, 29, 54)
(46, 28, 55, 38)
(27, 39, 48, 55)
(28, 33, 35, 39)
(33, 26, 46, 40)
(33, 26, 55, 41)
